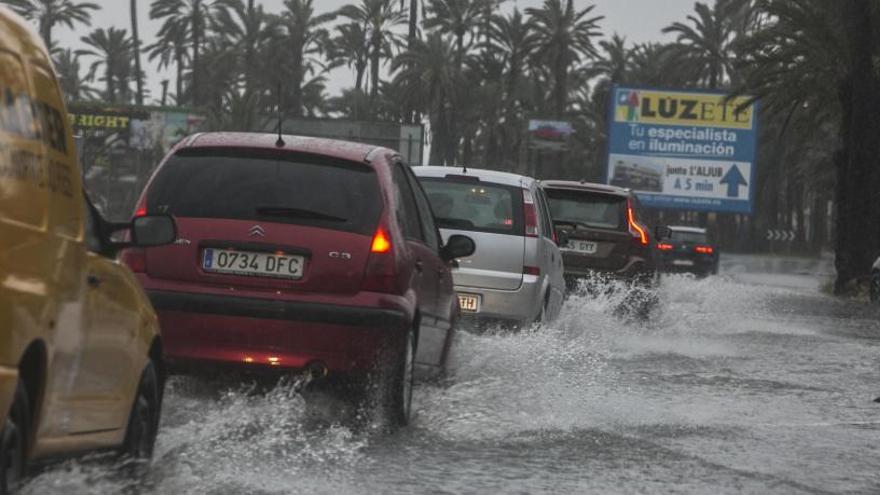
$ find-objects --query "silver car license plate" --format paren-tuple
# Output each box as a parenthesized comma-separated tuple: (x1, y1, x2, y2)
(457, 293, 481, 313)
(202, 248, 305, 279)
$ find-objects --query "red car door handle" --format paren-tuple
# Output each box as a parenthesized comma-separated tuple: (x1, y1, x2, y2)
(414, 260, 424, 272)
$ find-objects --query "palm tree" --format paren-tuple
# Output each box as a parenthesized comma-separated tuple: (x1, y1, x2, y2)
(661, 0, 753, 89)
(131, 0, 145, 105)
(393, 32, 466, 165)
(281, 0, 335, 116)
(53, 48, 97, 102)
(526, 0, 603, 117)
(735, 0, 880, 291)
(337, 0, 406, 100)
(486, 9, 537, 102)
(145, 16, 189, 105)
(211, 0, 281, 98)
(424, 0, 481, 65)
(584, 34, 630, 84)
(484, 9, 538, 166)
(3, 0, 99, 47)
(79, 27, 135, 103)
(328, 22, 370, 92)
(149, 0, 213, 106)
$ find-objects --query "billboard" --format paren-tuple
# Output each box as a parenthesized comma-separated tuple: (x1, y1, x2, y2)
(605, 86, 759, 213)
(528, 119, 573, 150)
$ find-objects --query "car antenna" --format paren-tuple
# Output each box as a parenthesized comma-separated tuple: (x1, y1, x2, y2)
(275, 82, 285, 148)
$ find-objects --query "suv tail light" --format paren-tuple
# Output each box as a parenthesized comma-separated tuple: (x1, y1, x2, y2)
(523, 189, 539, 238)
(363, 225, 398, 293)
(657, 242, 674, 251)
(695, 245, 714, 254)
(627, 200, 649, 246)
(133, 195, 148, 218)
(120, 248, 146, 273)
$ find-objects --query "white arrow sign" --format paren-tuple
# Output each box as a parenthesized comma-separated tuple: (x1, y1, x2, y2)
(765, 229, 795, 242)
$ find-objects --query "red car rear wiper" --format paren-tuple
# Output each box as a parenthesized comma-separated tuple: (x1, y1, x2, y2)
(256, 206, 347, 222)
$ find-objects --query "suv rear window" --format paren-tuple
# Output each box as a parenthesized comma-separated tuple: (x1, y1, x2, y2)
(671, 230, 708, 243)
(146, 148, 382, 235)
(419, 178, 523, 235)
(545, 188, 627, 230)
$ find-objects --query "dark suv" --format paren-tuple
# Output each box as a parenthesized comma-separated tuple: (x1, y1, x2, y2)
(540, 181, 657, 289)
(125, 132, 474, 425)
(655, 226, 719, 276)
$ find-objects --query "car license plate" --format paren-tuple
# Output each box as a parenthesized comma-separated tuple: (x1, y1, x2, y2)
(672, 259, 695, 266)
(457, 293, 480, 313)
(569, 240, 598, 254)
(202, 248, 305, 279)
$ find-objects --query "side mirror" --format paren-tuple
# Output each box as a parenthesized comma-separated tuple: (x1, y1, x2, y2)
(131, 215, 177, 247)
(654, 225, 672, 241)
(441, 234, 476, 262)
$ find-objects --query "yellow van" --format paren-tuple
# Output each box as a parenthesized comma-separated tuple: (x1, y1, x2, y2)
(0, 7, 176, 492)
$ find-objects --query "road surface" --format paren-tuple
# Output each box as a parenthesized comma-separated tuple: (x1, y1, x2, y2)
(23, 254, 880, 494)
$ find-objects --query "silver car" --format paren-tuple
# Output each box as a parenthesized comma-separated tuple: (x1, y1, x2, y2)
(413, 166, 565, 326)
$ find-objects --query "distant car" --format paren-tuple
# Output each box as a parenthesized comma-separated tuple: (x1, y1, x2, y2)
(871, 256, 880, 303)
(1, 7, 176, 492)
(413, 167, 566, 328)
(126, 133, 475, 426)
(655, 226, 719, 276)
(541, 181, 657, 288)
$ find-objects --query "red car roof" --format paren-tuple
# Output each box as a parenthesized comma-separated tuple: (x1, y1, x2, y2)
(183, 132, 388, 165)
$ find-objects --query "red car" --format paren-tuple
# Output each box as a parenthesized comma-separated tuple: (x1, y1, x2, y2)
(123, 132, 475, 425)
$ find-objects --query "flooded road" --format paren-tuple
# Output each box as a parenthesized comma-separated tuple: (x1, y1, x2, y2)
(24, 254, 880, 494)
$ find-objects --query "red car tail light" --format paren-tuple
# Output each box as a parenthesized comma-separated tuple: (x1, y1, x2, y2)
(657, 242, 674, 251)
(523, 189, 539, 238)
(695, 245, 714, 254)
(120, 248, 147, 273)
(370, 226, 391, 253)
(627, 200, 649, 246)
(363, 224, 398, 293)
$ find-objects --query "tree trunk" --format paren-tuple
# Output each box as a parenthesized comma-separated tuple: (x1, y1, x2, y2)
(408, 0, 418, 45)
(834, 0, 879, 293)
(370, 31, 381, 100)
(355, 60, 366, 92)
(39, 19, 51, 48)
(245, 0, 256, 97)
(175, 45, 184, 106)
(192, 0, 202, 107)
(106, 68, 116, 103)
(291, 44, 304, 117)
(131, 0, 144, 106)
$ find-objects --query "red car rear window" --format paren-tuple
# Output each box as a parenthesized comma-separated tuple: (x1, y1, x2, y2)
(146, 148, 382, 235)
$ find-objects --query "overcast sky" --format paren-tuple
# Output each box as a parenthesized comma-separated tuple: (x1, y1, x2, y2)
(51, 0, 697, 104)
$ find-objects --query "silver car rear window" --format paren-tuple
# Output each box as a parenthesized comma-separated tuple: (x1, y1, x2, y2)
(420, 178, 523, 235)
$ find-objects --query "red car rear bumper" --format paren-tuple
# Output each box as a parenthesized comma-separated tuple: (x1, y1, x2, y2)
(143, 282, 413, 374)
